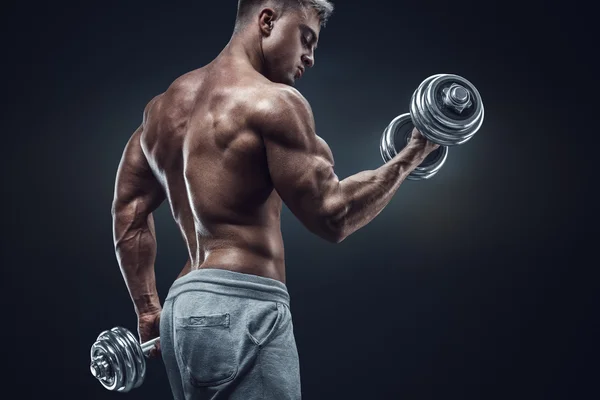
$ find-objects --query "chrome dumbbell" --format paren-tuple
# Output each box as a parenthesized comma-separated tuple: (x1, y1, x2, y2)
(380, 74, 485, 180)
(90, 327, 160, 392)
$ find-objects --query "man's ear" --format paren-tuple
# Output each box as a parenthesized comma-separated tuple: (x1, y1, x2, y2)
(259, 8, 276, 35)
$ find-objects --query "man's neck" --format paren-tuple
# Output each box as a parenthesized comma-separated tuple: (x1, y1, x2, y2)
(219, 32, 266, 76)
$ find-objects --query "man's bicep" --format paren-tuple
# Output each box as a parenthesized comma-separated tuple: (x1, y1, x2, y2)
(112, 126, 165, 222)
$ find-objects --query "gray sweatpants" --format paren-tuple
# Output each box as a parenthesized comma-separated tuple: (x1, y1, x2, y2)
(160, 268, 301, 399)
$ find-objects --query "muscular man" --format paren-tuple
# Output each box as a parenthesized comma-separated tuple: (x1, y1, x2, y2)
(111, 1, 439, 399)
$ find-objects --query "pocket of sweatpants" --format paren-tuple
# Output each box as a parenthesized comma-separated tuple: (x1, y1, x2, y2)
(246, 301, 283, 347)
(174, 313, 238, 387)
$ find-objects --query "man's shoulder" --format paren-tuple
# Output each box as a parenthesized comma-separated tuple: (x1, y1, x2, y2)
(250, 83, 312, 123)
(245, 85, 315, 143)
(148, 69, 207, 119)
(265, 84, 308, 108)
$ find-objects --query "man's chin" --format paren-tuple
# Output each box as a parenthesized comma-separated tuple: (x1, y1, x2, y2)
(274, 75, 296, 86)
(288, 72, 299, 86)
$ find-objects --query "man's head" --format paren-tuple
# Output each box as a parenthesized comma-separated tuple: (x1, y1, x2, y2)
(234, 0, 334, 85)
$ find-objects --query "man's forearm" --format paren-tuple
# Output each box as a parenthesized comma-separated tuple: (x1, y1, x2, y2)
(331, 140, 434, 241)
(113, 211, 161, 316)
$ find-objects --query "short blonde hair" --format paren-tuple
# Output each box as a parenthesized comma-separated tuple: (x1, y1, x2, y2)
(235, 0, 335, 32)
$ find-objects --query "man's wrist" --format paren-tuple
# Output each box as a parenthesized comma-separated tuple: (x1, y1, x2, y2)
(134, 293, 162, 316)
(401, 139, 430, 166)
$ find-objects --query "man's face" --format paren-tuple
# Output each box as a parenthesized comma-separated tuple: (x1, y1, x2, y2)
(261, 8, 320, 86)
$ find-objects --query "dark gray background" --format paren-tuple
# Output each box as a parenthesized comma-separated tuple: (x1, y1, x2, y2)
(3, 1, 597, 399)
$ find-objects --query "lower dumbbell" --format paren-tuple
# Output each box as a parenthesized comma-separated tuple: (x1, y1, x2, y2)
(90, 326, 160, 392)
(380, 113, 449, 180)
(380, 73, 484, 180)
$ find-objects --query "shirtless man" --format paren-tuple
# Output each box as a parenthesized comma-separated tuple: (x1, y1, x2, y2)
(111, 1, 439, 398)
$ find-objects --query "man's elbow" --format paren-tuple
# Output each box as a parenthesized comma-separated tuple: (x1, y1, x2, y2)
(321, 216, 348, 244)
(111, 198, 127, 218)
(111, 201, 147, 239)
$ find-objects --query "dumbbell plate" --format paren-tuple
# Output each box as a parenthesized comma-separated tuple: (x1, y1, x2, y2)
(380, 113, 448, 180)
(90, 327, 147, 392)
(410, 74, 484, 146)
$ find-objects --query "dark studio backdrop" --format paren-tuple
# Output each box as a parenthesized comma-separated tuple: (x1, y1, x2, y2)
(2, 0, 597, 399)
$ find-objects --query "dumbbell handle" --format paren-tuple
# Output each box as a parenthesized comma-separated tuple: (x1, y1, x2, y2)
(140, 336, 161, 356)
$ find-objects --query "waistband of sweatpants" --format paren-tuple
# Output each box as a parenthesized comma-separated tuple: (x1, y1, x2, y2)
(164, 267, 290, 307)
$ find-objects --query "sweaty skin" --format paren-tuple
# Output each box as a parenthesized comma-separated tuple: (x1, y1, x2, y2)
(111, 7, 439, 322)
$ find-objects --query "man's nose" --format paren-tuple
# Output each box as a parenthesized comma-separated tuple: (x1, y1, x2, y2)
(302, 54, 314, 69)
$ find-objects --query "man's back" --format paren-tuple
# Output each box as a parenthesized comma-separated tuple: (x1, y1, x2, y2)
(141, 59, 289, 283)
